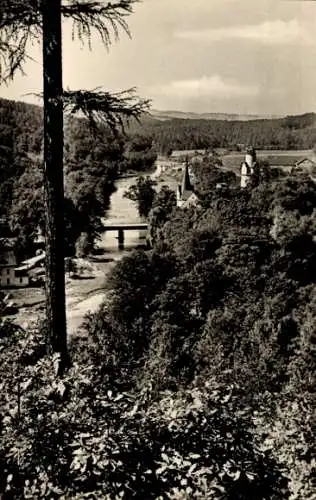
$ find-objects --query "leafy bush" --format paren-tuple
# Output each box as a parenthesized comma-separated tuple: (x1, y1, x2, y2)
(0, 326, 288, 499)
(1, 165, 315, 499)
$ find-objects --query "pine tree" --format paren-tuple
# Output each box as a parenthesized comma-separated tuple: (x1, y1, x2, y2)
(0, 0, 149, 372)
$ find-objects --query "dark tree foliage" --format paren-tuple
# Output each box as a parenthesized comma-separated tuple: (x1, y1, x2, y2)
(63, 168, 314, 498)
(191, 155, 238, 200)
(148, 185, 177, 244)
(122, 133, 157, 173)
(0, 0, 149, 369)
(1, 166, 314, 498)
(92, 167, 316, 403)
(127, 112, 316, 152)
(124, 176, 157, 218)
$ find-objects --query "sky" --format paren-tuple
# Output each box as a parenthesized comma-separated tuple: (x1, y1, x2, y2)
(1, 0, 316, 115)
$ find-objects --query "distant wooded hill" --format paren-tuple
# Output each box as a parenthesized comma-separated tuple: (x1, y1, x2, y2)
(134, 111, 316, 153)
(1, 97, 316, 162)
(151, 109, 283, 121)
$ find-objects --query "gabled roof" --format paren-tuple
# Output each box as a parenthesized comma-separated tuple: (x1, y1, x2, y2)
(295, 158, 316, 167)
(181, 189, 194, 201)
(20, 251, 45, 270)
(0, 238, 16, 250)
(182, 192, 199, 208)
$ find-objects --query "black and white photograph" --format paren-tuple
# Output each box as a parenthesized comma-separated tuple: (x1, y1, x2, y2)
(0, 0, 315, 498)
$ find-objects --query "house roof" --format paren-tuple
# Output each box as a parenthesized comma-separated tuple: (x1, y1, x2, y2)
(20, 252, 45, 270)
(0, 237, 16, 250)
(171, 149, 206, 158)
(295, 158, 316, 167)
(182, 192, 199, 207)
(181, 190, 194, 201)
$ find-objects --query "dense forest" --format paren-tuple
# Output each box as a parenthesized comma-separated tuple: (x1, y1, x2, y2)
(0, 97, 315, 498)
(130, 112, 316, 153)
(1, 154, 315, 498)
(0, 98, 157, 258)
(1, 98, 315, 253)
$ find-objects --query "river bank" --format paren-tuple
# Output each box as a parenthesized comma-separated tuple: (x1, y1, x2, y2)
(5, 166, 177, 336)
(6, 252, 119, 336)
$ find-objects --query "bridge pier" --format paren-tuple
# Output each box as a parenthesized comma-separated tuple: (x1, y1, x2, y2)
(118, 228, 124, 250)
(102, 222, 149, 250)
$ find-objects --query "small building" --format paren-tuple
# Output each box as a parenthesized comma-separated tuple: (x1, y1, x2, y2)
(177, 161, 199, 208)
(0, 239, 29, 288)
(34, 227, 45, 249)
(18, 251, 46, 271)
(170, 149, 207, 162)
(294, 158, 316, 171)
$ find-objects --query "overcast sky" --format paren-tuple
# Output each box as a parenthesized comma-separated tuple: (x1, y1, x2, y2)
(1, 0, 316, 115)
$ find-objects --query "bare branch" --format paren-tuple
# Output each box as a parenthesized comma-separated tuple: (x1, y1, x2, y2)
(63, 87, 150, 134)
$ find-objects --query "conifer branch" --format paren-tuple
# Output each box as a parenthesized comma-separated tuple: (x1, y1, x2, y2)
(62, 1, 138, 48)
(0, 1, 41, 83)
(0, 0, 139, 83)
(63, 87, 150, 134)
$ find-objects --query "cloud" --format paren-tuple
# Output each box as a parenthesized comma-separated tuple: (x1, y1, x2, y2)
(151, 75, 258, 99)
(175, 19, 312, 45)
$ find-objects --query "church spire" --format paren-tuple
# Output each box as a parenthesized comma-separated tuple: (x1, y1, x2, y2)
(181, 158, 192, 194)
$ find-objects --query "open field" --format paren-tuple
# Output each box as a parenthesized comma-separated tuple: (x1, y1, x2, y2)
(220, 149, 315, 173)
(156, 149, 316, 180)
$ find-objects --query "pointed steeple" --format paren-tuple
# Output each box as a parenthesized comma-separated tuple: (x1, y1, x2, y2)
(181, 158, 193, 194)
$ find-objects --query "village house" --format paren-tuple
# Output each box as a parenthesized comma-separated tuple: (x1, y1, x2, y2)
(0, 238, 29, 288)
(294, 157, 316, 172)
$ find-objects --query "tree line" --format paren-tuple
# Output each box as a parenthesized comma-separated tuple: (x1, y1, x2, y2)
(127, 112, 316, 153)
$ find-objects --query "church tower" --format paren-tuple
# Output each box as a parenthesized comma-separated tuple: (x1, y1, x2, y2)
(240, 147, 257, 188)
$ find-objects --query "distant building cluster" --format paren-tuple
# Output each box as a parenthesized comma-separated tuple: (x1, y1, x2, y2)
(174, 147, 259, 206)
(167, 146, 316, 202)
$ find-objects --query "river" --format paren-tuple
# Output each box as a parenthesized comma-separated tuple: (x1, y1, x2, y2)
(98, 170, 178, 252)
(11, 171, 178, 336)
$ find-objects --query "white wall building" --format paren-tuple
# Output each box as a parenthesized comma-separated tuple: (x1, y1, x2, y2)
(0, 240, 29, 288)
(240, 148, 257, 188)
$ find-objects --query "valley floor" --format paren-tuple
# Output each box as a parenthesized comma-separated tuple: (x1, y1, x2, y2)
(3, 251, 120, 336)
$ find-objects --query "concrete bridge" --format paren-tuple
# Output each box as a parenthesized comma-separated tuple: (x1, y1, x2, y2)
(102, 222, 149, 249)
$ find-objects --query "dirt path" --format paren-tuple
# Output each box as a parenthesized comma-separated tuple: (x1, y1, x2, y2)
(66, 291, 106, 336)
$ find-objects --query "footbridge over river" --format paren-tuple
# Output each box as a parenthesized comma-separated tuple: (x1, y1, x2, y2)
(102, 222, 149, 249)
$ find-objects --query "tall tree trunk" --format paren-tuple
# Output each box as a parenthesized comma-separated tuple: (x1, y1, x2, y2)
(42, 0, 68, 371)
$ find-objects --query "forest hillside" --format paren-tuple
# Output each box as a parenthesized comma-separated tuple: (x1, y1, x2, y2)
(1, 152, 315, 498)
